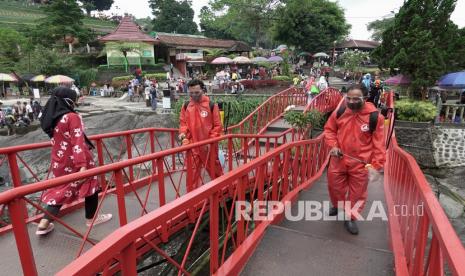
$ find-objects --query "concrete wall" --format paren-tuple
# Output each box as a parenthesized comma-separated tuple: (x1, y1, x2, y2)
(395, 121, 465, 168)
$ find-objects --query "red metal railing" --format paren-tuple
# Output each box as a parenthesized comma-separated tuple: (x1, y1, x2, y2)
(303, 87, 343, 114)
(0, 128, 179, 232)
(0, 131, 296, 275)
(56, 136, 330, 276)
(228, 87, 307, 134)
(383, 91, 465, 275)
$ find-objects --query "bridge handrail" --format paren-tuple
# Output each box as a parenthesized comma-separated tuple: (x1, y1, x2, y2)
(56, 136, 329, 275)
(228, 87, 306, 133)
(0, 131, 297, 275)
(303, 87, 343, 114)
(0, 132, 294, 206)
(0, 127, 178, 154)
(384, 91, 465, 275)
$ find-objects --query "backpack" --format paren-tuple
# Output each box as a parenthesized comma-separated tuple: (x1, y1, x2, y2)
(336, 105, 379, 133)
(183, 101, 215, 112)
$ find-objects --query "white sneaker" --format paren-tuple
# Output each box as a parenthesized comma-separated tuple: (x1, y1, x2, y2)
(36, 222, 54, 235)
(86, 213, 112, 227)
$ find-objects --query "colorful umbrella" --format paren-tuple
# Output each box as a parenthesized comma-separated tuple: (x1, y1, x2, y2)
(438, 71, 465, 89)
(0, 73, 17, 82)
(0, 73, 18, 98)
(45, 75, 74, 84)
(313, 52, 329, 58)
(30, 75, 47, 82)
(211, 57, 233, 65)
(252, 57, 268, 63)
(268, 56, 283, 63)
(384, 74, 411, 86)
(233, 56, 252, 64)
(298, 52, 311, 56)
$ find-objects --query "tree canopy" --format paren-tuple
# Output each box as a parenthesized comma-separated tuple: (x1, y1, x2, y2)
(372, 0, 465, 98)
(35, 0, 92, 46)
(149, 0, 198, 34)
(0, 27, 28, 72)
(366, 17, 394, 42)
(201, 0, 281, 48)
(81, 0, 114, 16)
(272, 0, 350, 52)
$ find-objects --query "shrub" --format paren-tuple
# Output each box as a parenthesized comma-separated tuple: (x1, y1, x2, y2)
(172, 96, 267, 128)
(111, 75, 132, 87)
(145, 73, 167, 81)
(284, 109, 325, 138)
(395, 100, 437, 122)
(272, 75, 292, 82)
(75, 68, 97, 87)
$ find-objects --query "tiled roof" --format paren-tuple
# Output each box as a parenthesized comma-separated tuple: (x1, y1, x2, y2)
(99, 16, 157, 43)
(156, 33, 251, 51)
(336, 39, 380, 49)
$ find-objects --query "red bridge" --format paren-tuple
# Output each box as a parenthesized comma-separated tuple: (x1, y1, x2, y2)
(0, 88, 464, 275)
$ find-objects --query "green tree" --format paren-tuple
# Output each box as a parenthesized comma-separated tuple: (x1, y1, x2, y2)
(272, 0, 350, 52)
(338, 50, 369, 80)
(35, 0, 93, 46)
(366, 17, 394, 42)
(149, 0, 198, 34)
(15, 46, 75, 76)
(204, 0, 282, 47)
(81, 0, 114, 16)
(372, 0, 464, 98)
(0, 27, 28, 71)
(199, 6, 235, 40)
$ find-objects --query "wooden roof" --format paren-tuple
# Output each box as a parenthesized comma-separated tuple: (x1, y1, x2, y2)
(336, 39, 380, 49)
(155, 33, 251, 51)
(99, 16, 157, 43)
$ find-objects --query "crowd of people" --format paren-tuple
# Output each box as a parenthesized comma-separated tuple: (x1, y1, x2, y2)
(0, 99, 42, 135)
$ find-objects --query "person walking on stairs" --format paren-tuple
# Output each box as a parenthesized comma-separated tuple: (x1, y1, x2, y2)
(324, 84, 386, 235)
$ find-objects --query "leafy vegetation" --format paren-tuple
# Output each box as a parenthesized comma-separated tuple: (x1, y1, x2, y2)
(172, 96, 267, 128)
(284, 109, 325, 138)
(366, 17, 394, 42)
(145, 73, 167, 81)
(395, 100, 437, 122)
(272, 76, 292, 81)
(149, 0, 198, 34)
(272, 0, 349, 52)
(372, 0, 465, 99)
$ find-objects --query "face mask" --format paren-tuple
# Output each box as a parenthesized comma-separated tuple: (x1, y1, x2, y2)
(347, 102, 363, 110)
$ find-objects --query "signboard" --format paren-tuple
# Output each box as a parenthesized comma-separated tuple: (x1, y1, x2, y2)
(33, 89, 40, 99)
(162, 97, 171, 109)
(142, 50, 152, 57)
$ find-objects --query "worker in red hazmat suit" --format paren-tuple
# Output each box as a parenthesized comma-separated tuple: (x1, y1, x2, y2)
(324, 84, 386, 235)
(179, 79, 223, 189)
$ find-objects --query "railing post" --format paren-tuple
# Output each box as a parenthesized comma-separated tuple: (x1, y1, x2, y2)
(149, 130, 156, 176)
(114, 169, 128, 226)
(95, 139, 106, 190)
(120, 243, 137, 276)
(8, 153, 28, 218)
(209, 192, 219, 273)
(171, 132, 176, 170)
(9, 199, 37, 276)
(125, 135, 134, 182)
(186, 150, 194, 193)
(459, 107, 464, 123)
(228, 137, 233, 171)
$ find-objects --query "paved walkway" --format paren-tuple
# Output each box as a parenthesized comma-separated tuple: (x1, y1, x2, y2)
(242, 174, 393, 276)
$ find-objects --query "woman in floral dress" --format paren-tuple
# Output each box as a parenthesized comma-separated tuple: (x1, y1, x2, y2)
(36, 87, 111, 235)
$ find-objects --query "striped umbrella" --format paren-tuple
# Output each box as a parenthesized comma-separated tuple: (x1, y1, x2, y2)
(30, 75, 47, 82)
(45, 75, 74, 84)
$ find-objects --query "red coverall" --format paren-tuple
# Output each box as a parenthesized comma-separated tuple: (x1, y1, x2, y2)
(324, 102, 386, 219)
(179, 95, 223, 188)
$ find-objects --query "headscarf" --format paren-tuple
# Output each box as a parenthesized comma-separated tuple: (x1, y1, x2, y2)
(39, 86, 94, 149)
(362, 74, 372, 90)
